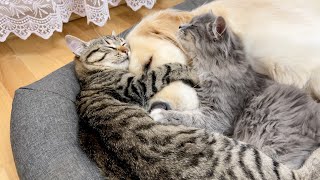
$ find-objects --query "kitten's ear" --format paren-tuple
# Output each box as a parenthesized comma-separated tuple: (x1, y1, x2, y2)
(65, 35, 88, 56)
(213, 16, 226, 36)
(112, 30, 117, 36)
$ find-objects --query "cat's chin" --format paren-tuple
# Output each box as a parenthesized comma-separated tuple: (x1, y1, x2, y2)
(115, 58, 129, 64)
(101, 60, 129, 70)
(177, 36, 194, 56)
(112, 64, 128, 70)
(116, 60, 129, 70)
(178, 42, 196, 59)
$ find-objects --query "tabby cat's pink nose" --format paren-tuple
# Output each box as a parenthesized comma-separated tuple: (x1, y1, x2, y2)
(118, 46, 128, 54)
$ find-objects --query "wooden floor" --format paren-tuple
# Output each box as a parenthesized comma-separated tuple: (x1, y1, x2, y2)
(0, 0, 183, 179)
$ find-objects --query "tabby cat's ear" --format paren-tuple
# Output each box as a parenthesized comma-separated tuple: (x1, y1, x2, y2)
(213, 16, 226, 36)
(112, 30, 117, 36)
(65, 35, 88, 56)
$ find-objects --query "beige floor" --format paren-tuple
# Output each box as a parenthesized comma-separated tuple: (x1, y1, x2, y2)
(0, 0, 183, 179)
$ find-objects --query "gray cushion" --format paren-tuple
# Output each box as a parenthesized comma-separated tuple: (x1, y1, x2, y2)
(10, 0, 212, 179)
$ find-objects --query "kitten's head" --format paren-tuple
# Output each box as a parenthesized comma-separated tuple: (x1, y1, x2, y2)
(177, 12, 244, 68)
(65, 33, 130, 77)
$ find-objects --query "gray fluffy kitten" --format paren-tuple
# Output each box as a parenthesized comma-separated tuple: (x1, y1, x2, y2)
(151, 12, 320, 169)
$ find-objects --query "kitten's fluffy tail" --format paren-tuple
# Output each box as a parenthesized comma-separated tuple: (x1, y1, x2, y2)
(294, 147, 320, 180)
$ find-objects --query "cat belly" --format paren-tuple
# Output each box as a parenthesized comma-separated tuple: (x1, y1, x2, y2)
(233, 84, 320, 169)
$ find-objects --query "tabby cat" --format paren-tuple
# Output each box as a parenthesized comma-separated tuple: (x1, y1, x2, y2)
(150, 12, 320, 170)
(65, 34, 320, 179)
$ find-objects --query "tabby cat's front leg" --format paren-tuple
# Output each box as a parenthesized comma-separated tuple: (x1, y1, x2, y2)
(150, 108, 232, 135)
(142, 63, 198, 100)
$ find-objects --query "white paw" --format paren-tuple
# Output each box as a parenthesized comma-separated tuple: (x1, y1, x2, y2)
(150, 109, 165, 122)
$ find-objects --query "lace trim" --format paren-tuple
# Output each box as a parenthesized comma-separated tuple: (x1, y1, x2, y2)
(0, 14, 63, 41)
(0, 0, 157, 42)
(125, 0, 156, 11)
(85, 1, 110, 27)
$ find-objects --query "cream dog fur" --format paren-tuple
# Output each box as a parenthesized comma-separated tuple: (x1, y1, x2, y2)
(127, 0, 320, 110)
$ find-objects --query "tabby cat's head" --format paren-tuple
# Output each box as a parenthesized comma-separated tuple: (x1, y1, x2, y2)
(65, 34, 130, 77)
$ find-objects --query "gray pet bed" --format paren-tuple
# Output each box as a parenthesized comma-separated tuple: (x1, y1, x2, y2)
(10, 0, 211, 179)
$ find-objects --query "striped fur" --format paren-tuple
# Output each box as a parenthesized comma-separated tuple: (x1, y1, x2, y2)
(77, 74, 320, 179)
(78, 94, 320, 180)
(77, 62, 195, 108)
(67, 35, 320, 179)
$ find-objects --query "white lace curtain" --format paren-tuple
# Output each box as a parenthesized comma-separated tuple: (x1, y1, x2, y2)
(0, 0, 156, 42)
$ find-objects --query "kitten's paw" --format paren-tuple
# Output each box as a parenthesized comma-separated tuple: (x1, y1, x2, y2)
(150, 109, 168, 123)
(150, 109, 183, 125)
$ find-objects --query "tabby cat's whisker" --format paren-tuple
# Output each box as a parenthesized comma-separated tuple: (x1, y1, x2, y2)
(91, 24, 105, 42)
